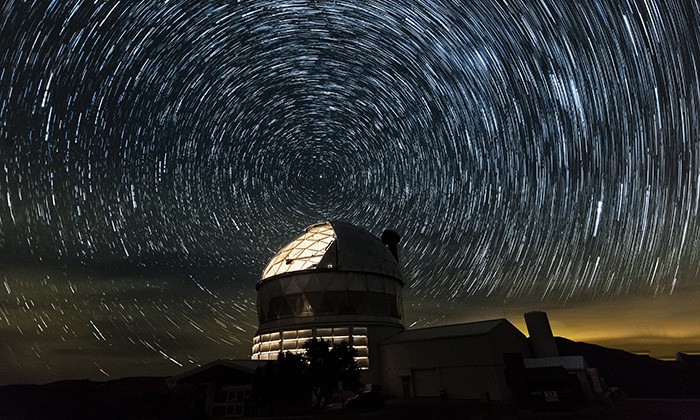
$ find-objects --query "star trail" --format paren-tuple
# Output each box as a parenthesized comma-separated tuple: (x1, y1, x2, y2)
(1, 0, 699, 383)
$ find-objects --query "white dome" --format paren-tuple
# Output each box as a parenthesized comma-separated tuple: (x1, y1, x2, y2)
(261, 221, 402, 282)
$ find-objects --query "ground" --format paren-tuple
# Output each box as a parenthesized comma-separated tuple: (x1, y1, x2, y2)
(314, 397, 700, 420)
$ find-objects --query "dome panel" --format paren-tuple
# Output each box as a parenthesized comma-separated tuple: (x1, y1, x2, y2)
(261, 222, 336, 280)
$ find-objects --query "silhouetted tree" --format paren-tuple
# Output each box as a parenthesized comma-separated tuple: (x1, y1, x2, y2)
(303, 338, 361, 411)
(252, 351, 310, 416)
(253, 338, 362, 414)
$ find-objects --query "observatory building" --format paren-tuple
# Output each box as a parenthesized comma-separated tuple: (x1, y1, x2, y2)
(250, 221, 534, 398)
(251, 221, 404, 385)
(170, 221, 604, 416)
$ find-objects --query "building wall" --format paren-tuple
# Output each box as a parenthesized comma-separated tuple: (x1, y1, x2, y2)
(172, 364, 257, 418)
(361, 324, 404, 387)
(253, 268, 405, 387)
(255, 271, 403, 333)
(380, 328, 529, 400)
(486, 322, 532, 400)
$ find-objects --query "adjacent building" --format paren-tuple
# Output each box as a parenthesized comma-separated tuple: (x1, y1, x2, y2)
(381, 319, 530, 400)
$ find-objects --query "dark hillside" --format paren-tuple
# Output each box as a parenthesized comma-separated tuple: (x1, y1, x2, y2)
(0, 377, 174, 419)
(555, 337, 700, 398)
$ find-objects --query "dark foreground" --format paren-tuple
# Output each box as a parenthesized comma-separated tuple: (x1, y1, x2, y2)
(3, 336, 700, 419)
(357, 398, 700, 420)
(2, 383, 700, 420)
(306, 398, 700, 420)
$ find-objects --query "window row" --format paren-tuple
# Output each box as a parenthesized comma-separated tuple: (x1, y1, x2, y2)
(252, 326, 369, 369)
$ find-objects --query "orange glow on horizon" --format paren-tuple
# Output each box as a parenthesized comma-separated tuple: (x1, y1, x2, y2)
(409, 286, 700, 359)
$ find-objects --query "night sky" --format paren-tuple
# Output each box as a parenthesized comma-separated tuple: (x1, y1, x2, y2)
(1, 0, 699, 384)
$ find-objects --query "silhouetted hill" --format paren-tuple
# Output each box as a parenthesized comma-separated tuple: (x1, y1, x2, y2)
(0, 376, 176, 419)
(555, 337, 700, 398)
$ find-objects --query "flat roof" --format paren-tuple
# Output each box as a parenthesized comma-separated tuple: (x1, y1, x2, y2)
(168, 359, 267, 384)
(381, 319, 509, 344)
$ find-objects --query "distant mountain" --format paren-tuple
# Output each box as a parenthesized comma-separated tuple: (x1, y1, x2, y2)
(555, 337, 700, 398)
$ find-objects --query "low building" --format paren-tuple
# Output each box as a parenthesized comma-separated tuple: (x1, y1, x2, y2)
(380, 319, 530, 400)
(169, 359, 265, 418)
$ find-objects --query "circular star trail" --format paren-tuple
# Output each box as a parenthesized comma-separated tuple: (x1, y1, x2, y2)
(1, 0, 699, 382)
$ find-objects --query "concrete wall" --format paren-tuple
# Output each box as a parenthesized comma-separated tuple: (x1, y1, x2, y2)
(486, 322, 531, 400)
(361, 324, 404, 387)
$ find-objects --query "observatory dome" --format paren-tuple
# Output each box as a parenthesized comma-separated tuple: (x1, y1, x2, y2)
(252, 221, 405, 374)
(260, 221, 402, 282)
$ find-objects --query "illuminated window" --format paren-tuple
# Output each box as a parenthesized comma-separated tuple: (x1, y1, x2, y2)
(262, 223, 336, 280)
(252, 326, 369, 369)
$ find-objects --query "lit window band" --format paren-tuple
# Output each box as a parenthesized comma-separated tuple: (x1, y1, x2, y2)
(252, 326, 369, 369)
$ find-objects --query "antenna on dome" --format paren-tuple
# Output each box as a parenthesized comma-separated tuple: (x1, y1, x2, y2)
(381, 229, 401, 263)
